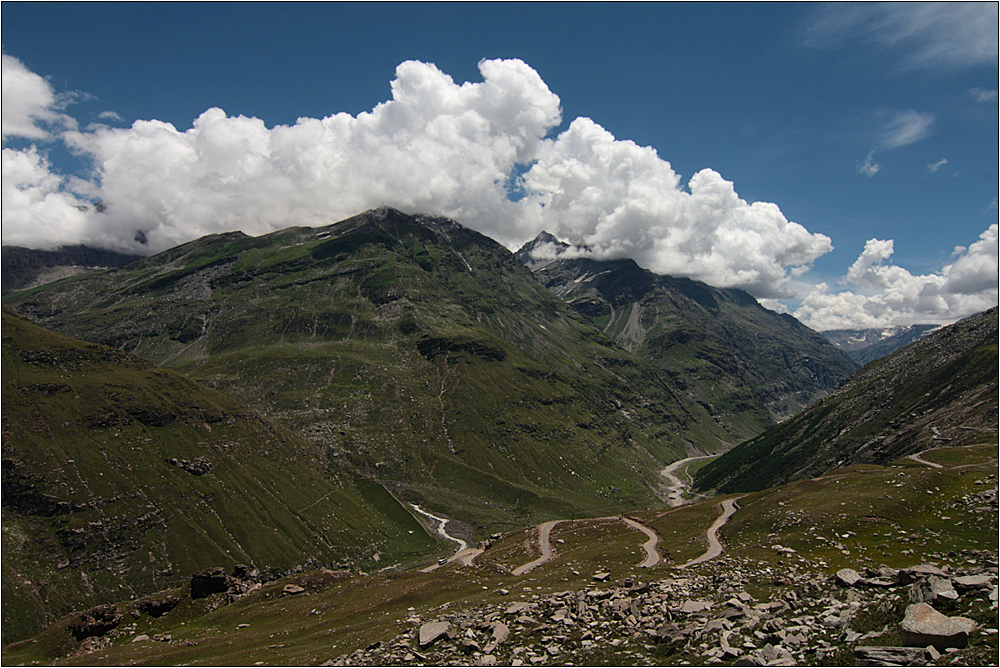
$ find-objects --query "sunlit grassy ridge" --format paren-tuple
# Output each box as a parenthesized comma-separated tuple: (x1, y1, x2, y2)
(1, 307, 433, 643)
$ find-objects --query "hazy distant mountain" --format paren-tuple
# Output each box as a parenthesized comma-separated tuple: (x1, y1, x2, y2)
(695, 307, 998, 494)
(1, 245, 142, 295)
(823, 324, 941, 365)
(517, 232, 859, 428)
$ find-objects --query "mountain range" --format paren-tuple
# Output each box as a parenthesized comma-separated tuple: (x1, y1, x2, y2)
(2, 208, 995, 657)
(4, 210, 863, 526)
(822, 324, 941, 365)
(516, 232, 857, 426)
(5, 210, 717, 534)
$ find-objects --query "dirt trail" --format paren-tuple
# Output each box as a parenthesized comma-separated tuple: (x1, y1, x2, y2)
(512, 515, 663, 574)
(907, 450, 944, 469)
(512, 521, 561, 575)
(621, 517, 660, 568)
(660, 455, 714, 507)
(677, 496, 742, 569)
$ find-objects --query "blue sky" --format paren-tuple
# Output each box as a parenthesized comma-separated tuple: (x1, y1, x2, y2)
(2, 2, 997, 329)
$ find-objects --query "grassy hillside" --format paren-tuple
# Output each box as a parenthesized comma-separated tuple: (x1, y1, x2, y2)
(695, 307, 998, 493)
(1, 307, 433, 642)
(5, 208, 735, 536)
(5, 443, 995, 666)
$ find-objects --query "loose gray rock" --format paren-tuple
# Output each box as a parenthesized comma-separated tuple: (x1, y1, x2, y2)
(953, 574, 993, 591)
(900, 602, 976, 649)
(899, 564, 948, 583)
(835, 568, 862, 586)
(854, 645, 928, 665)
(418, 621, 452, 648)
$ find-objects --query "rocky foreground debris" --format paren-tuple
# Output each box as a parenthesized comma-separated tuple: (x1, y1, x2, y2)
(325, 555, 997, 667)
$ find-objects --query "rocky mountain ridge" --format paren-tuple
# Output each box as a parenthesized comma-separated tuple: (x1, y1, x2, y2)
(695, 307, 998, 493)
(1, 245, 142, 296)
(516, 231, 858, 427)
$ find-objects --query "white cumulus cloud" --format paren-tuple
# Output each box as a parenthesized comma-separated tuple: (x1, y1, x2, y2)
(2, 53, 76, 140)
(794, 224, 999, 330)
(4, 56, 834, 299)
(1, 146, 93, 249)
(60, 58, 561, 253)
(521, 118, 832, 297)
(2, 54, 996, 326)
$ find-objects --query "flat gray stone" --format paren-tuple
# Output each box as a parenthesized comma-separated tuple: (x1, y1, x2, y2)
(854, 646, 927, 664)
(954, 574, 993, 591)
(835, 568, 862, 586)
(418, 621, 452, 647)
(899, 564, 948, 583)
(900, 603, 976, 649)
(491, 621, 510, 644)
(505, 602, 531, 615)
(679, 599, 713, 613)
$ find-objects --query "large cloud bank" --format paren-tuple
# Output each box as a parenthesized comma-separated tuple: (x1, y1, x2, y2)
(2, 55, 830, 297)
(2, 53, 997, 329)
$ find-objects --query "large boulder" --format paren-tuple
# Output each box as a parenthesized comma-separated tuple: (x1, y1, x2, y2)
(900, 602, 976, 649)
(68, 604, 123, 640)
(190, 566, 233, 599)
(835, 568, 862, 586)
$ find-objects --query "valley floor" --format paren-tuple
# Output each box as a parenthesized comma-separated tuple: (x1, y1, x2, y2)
(3, 444, 997, 667)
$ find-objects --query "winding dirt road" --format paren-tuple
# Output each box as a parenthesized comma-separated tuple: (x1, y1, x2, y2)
(677, 496, 742, 569)
(512, 520, 561, 575)
(660, 455, 714, 507)
(906, 450, 944, 469)
(512, 516, 662, 574)
(412, 503, 479, 573)
(622, 517, 660, 568)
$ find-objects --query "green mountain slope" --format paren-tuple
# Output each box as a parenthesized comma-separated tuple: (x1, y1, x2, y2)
(6, 208, 735, 535)
(516, 236, 858, 431)
(1, 307, 432, 643)
(694, 307, 999, 493)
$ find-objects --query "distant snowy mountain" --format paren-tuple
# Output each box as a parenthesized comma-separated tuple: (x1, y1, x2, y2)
(822, 324, 941, 365)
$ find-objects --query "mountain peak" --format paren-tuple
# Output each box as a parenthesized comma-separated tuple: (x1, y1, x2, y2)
(514, 231, 583, 270)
